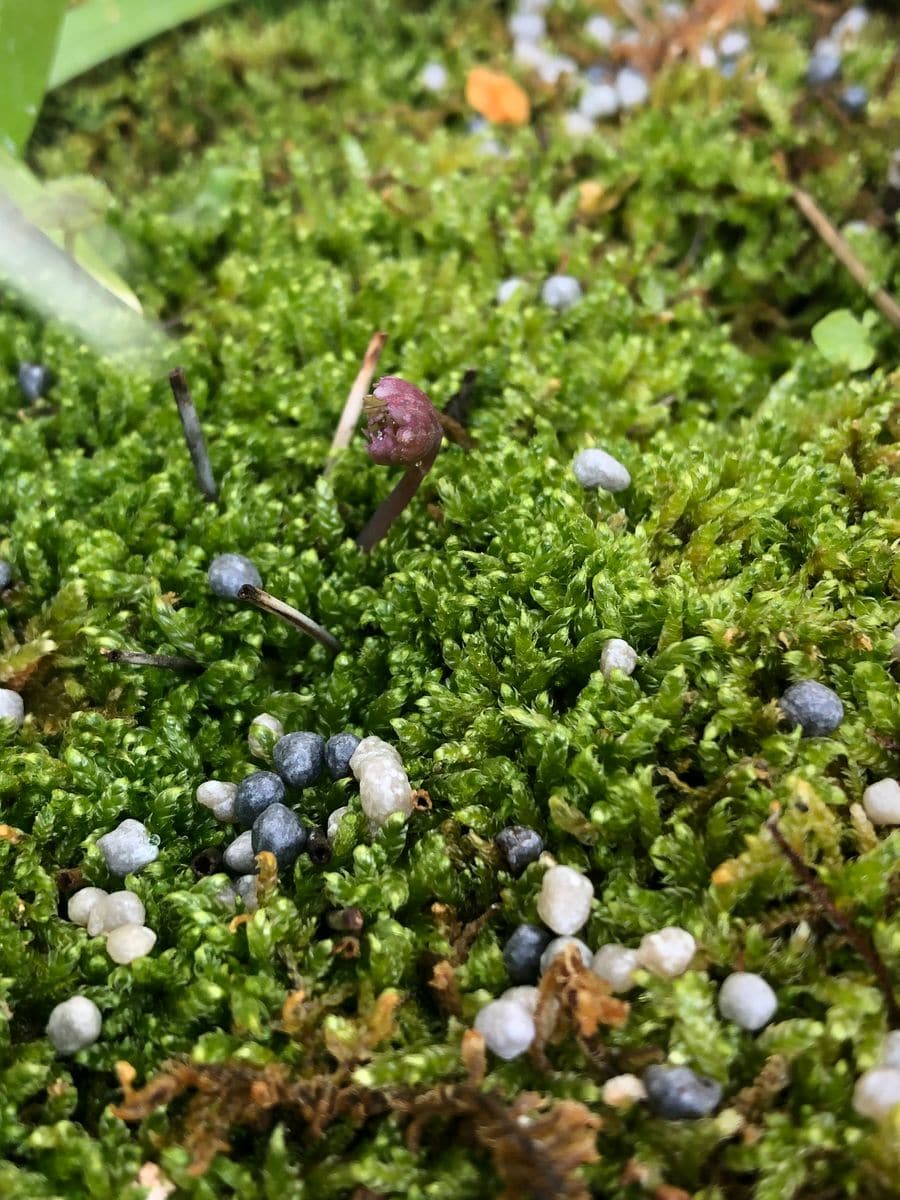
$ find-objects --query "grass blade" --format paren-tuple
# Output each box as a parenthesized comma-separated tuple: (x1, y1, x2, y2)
(0, 0, 67, 151)
(49, 0, 238, 90)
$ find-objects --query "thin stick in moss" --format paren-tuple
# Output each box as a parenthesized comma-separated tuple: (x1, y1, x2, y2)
(325, 331, 388, 472)
(168, 367, 218, 502)
(443, 367, 478, 427)
(767, 811, 900, 1026)
(101, 648, 204, 672)
(792, 187, 900, 332)
(237, 585, 341, 654)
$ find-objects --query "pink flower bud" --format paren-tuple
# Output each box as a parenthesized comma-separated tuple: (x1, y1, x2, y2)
(364, 376, 443, 467)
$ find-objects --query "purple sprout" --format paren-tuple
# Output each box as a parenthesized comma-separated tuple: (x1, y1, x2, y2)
(355, 376, 443, 552)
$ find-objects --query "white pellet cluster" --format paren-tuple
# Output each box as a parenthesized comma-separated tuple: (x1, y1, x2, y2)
(67, 885, 156, 966)
(636, 927, 696, 978)
(196, 780, 237, 822)
(248, 713, 284, 758)
(349, 736, 415, 832)
(537, 864, 594, 935)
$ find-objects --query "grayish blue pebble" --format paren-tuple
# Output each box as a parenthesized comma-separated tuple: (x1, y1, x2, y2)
(234, 771, 285, 827)
(839, 84, 868, 115)
(496, 825, 544, 875)
(0, 561, 11, 590)
(274, 732, 326, 788)
(541, 274, 583, 311)
(18, 362, 52, 401)
(503, 923, 553, 984)
(223, 830, 257, 874)
(807, 41, 841, 87)
(779, 680, 844, 737)
(207, 553, 262, 598)
(644, 1065, 722, 1119)
(325, 732, 361, 780)
(251, 802, 308, 871)
(96, 819, 159, 876)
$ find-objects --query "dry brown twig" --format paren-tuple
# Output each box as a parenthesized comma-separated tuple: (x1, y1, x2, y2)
(325, 331, 388, 471)
(792, 187, 900, 332)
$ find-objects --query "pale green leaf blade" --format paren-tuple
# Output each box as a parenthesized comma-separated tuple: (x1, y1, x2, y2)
(811, 309, 876, 373)
(0, 0, 67, 151)
(49, 0, 237, 90)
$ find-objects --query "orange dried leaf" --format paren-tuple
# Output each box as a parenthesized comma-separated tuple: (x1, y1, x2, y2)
(465, 67, 530, 126)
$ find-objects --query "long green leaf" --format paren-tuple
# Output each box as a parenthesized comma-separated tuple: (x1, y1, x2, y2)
(49, 0, 238, 90)
(0, 0, 67, 151)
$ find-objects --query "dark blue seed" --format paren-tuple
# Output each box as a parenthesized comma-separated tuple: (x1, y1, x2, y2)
(17, 362, 52, 401)
(273, 732, 326, 788)
(807, 45, 841, 88)
(325, 732, 361, 780)
(496, 826, 544, 875)
(234, 771, 285, 827)
(779, 680, 844, 737)
(251, 803, 307, 871)
(503, 923, 553, 984)
(644, 1065, 722, 1119)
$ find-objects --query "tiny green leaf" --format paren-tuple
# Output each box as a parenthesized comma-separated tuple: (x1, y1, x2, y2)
(811, 309, 876, 372)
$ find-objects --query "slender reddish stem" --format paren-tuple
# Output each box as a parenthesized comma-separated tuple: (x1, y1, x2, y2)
(355, 447, 438, 553)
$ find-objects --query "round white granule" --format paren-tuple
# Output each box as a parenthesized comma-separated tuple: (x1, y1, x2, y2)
(852, 1066, 900, 1121)
(87, 890, 146, 937)
(196, 780, 237, 822)
(0, 688, 24, 728)
(717, 972, 777, 1031)
(502, 985, 540, 1015)
(863, 779, 900, 825)
(536, 865, 594, 935)
(327, 806, 350, 841)
(67, 887, 108, 927)
(600, 638, 638, 679)
(474, 998, 535, 1059)
(106, 923, 157, 965)
(572, 448, 631, 493)
(46, 996, 102, 1054)
(248, 713, 284, 758)
(592, 944, 640, 992)
(602, 1073, 647, 1107)
(637, 927, 696, 978)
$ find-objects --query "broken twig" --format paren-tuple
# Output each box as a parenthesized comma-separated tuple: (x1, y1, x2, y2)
(238, 585, 341, 654)
(168, 368, 218, 502)
(767, 810, 900, 1026)
(102, 648, 203, 673)
(792, 187, 900, 332)
(326, 332, 388, 472)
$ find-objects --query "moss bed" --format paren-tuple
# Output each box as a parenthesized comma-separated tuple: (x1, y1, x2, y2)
(2, 1, 900, 1196)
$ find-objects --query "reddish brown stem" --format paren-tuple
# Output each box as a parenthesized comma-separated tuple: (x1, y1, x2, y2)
(767, 812, 900, 1026)
(355, 447, 439, 553)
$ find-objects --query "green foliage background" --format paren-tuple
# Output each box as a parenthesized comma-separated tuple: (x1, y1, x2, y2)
(1, 1, 899, 1196)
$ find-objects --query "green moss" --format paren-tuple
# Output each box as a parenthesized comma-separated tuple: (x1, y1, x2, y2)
(2, 1, 900, 1196)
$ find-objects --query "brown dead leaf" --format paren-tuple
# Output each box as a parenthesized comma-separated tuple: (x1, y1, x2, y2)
(429, 959, 462, 1016)
(461, 1029, 487, 1087)
(534, 943, 629, 1052)
(466, 67, 530, 125)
